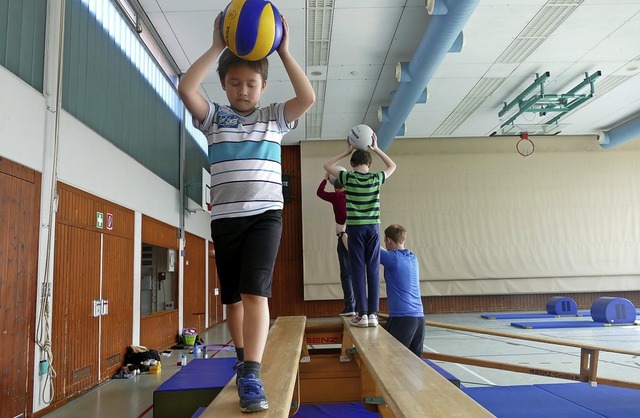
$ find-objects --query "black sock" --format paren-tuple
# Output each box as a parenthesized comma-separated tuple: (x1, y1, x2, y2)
(236, 347, 244, 363)
(242, 361, 261, 378)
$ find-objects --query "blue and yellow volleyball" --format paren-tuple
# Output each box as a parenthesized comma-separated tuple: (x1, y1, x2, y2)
(221, 0, 283, 61)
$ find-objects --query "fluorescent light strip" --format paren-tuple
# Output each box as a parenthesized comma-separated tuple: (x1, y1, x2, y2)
(434, 78, 506, 136)
(306, 80, 326, 139)
(307, 0, 334, 138)
(497, 0, 583, 64)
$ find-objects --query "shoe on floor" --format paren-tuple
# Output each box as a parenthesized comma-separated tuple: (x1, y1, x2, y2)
(339, 308, 356, 316)
(233, 360, 243, 385)
(238, 374, 269, 412)
(350, 314, 369, 327)
(368, 314, 378, 327)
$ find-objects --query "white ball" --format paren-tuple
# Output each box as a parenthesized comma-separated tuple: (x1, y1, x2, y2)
(348, 124, 374, 150)
(329, 166, 347, 186)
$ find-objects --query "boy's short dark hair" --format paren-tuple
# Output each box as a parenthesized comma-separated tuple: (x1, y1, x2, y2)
(217, 49, 269, 81)
(385, 224, 406, 244)
(351, 150, 372, 167)
(334, 180, 345, 189)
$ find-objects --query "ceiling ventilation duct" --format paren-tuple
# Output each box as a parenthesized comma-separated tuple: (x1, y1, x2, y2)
(375, 0, 480, 150)
(597, 113, 640, 149)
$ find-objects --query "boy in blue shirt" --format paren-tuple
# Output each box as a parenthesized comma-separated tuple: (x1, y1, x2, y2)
(380, 224, 425, 357)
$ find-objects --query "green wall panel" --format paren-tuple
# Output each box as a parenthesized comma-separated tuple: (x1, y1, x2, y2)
(0, 0, 47, 91)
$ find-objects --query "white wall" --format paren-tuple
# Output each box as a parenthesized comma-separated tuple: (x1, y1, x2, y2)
(0, 66, 211, 240)
(0, 67, 47, 171)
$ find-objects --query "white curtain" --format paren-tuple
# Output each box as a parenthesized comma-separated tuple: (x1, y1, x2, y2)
(301, 135, 640, 300)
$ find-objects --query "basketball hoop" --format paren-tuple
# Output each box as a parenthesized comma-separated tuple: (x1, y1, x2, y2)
(516, 133, 535, 157)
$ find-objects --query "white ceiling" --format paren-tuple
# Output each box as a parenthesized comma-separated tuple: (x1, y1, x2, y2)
(138, 0, 640, 146)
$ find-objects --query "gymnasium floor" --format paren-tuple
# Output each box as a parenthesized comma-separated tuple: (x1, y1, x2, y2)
(42, 312, 640, 418)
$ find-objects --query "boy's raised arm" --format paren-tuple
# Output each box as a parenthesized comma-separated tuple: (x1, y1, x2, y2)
(370, 134, 397, 179)
(277, 16, 316, 124)
(178, 13, 226, 124)
(324, 142, 353, 178)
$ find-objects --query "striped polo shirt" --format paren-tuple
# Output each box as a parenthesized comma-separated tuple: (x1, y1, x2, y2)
(338, 170, 386, 225)
(194, 102, 295, 220)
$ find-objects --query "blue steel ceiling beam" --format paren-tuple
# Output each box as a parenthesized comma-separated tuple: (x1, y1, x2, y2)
(598, 113, 640, 149)
(375, 0, 481, 150)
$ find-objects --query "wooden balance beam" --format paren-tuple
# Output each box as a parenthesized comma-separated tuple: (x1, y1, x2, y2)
(340, 317, 494, 417)
(199, 316, 306, 418)
(424, 320, 640, 390)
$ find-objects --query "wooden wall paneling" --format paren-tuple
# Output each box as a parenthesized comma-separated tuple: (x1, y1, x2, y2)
(271, 146, 348, 318)
(52, 224, 101, 400)
(140, 310, 179, 350)
(52, 183, 135, 404)
(0, 158, 40, 418)
(423, 292, 640, 314)
(183, 232, 206, 332)
(140, 215, 180, 349)
(141, 215, 178, 249)
(56, 184, 134, 238)
(208, 242, 223, 327)
(51, 224, 70, 404)
(270, 146, 305, 317)
(100, 234, 134, 379)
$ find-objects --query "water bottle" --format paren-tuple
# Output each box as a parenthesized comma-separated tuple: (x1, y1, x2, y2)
(193, 344, 199, 359)
(181, 353, 187, 366)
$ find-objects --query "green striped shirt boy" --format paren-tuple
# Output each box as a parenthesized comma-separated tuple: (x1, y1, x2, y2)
(338, 171, 386, 225)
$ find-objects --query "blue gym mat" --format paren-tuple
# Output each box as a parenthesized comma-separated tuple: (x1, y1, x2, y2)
(510, 320, 615, 329)
(463, 383, 640, 418)
(463, 384, 603, 417)
(481, 311, 590, 320)
(295, 383, 640, 417)
(538, 382, 640, 417)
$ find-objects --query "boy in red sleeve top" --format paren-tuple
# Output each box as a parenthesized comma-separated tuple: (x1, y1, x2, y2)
(317, 173, 355, 316)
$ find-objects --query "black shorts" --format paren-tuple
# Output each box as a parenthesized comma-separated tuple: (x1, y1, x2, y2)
(386, 316, 425, 357)
(210, 210, 282, 304)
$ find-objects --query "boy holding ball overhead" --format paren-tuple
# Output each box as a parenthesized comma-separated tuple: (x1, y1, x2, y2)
(324, 132, 396, 328)
(179, 10, 315, 413)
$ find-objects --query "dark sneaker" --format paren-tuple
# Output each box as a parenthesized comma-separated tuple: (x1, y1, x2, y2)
(238, 374, 269, 412)
(350, 315, 369, 327)
(233, 360, 244, 385)
(339, 307, 356, 316)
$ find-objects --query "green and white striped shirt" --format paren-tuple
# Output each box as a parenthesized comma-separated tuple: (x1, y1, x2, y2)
(338, 170, 386, 225)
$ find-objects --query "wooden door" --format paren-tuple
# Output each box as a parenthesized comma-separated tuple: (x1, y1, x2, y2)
(52, 224, 101, 401)
(183, 233, 206, 332)
(0, 159, 39, 418)
(101, 234, 134, 378)
(208, 244, 222, 326)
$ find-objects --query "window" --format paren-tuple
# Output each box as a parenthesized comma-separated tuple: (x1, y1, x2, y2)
(140, 243, 177, 316)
